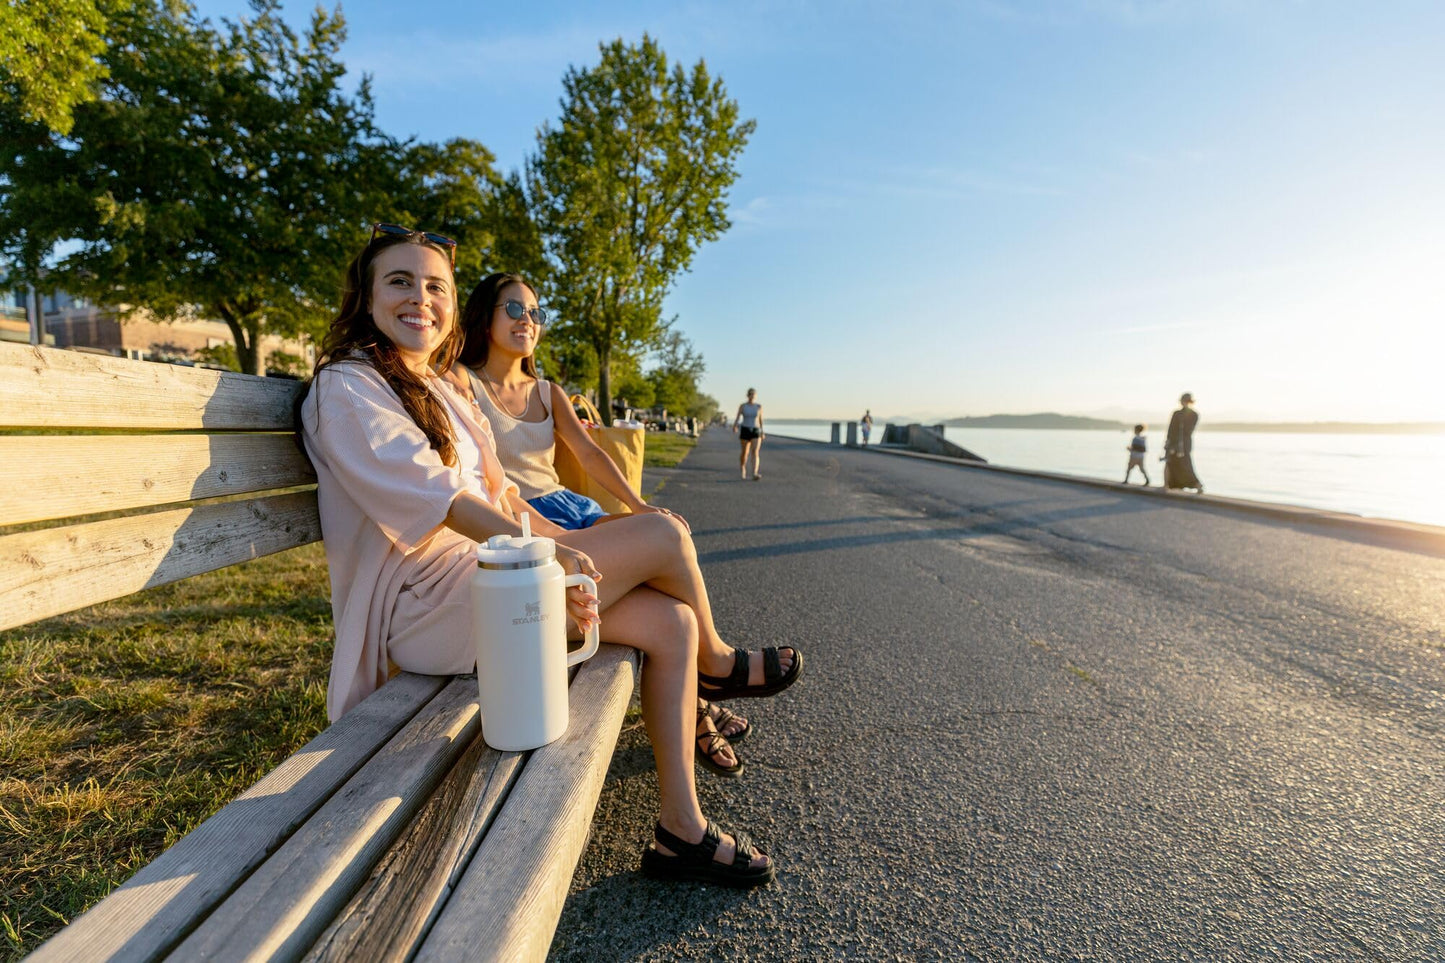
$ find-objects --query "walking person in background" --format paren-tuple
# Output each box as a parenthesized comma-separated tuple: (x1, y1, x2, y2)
(1123, 423, 1150, 486)
(1163, 393, 1204, 493)
(860, 409, 873, 446)
(734, 388, 765, 480)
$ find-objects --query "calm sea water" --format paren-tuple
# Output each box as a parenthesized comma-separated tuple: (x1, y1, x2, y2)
(765, 423, 1445, 529)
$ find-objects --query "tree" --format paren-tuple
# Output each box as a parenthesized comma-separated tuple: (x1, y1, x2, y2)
(647, 327, 706, 417)
(610, 366, 655, 412)
(0, 0, 130, 135)
(527, 35, 753, 423)
(0, 0, 399, 374)
(393, 140, 546, 297)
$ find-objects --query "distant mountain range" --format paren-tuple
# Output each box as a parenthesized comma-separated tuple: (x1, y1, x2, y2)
(941, 413, 1122, 430)
(771, 414, 1445, 434)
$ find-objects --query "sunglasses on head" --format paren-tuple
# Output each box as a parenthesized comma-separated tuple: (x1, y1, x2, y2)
(497, 299, 549, 326)
(370, 222, 457, 265)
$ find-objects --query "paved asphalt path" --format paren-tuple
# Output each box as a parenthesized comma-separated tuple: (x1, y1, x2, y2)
(549, 429, 1445, 961)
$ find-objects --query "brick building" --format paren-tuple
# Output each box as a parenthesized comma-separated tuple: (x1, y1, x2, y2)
(0, 286, 312, 373)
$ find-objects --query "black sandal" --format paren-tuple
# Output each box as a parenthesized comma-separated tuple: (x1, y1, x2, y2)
(698, 646, 803, 700)
(695, 708, 744, 778)
(640, 820, 775, 888)
(703, 699, 750, 744)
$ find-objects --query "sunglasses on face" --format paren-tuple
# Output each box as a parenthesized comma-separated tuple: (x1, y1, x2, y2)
(370, 222, 457, 265)
(497, 299, 549, 326)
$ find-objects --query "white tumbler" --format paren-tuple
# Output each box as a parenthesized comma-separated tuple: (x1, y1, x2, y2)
(471, 517, 599, 750)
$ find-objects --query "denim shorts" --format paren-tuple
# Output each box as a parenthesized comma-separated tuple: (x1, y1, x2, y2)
(526, 488, 608, 530)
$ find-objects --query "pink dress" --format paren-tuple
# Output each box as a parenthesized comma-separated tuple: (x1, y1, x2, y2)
(300, 360, 519, 720)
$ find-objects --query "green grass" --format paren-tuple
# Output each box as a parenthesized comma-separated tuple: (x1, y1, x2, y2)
(0, 434, 695, 958)
(0, 545, 334, 959)
(641, 430, 695, 470)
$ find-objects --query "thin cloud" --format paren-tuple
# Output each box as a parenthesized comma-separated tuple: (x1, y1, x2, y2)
(345, 27, 603, 93)
(1100, 319, 1211, 335)
(813, 165, 1068, 203)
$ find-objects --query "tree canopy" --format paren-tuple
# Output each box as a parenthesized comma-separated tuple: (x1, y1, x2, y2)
(0, 0, 398, 372)
(527, 35, 753, 422)
(1, 18, 747, 394)
(0, 0, 129, 135)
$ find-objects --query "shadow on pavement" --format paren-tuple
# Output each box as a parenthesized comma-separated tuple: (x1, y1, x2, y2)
(695, 495, 1166, 565)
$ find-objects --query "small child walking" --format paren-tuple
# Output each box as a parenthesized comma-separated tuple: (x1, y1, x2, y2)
(1124, 424, 1150, 486)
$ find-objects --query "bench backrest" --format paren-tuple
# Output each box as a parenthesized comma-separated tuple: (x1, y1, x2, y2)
(0, 342, 320, 631)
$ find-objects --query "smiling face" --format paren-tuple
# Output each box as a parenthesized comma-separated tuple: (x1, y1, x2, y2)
(486, 281, 543, 361)
(367, 243, 455, 373)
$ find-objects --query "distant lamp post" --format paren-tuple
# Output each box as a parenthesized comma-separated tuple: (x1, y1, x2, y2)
(29, 285, 46, 347)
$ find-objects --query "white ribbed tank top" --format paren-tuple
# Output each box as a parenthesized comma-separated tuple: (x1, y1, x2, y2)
(467, 369, 564, 501)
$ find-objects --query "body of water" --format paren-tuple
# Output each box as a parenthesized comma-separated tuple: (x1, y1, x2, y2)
(765, 423, 1445, 529)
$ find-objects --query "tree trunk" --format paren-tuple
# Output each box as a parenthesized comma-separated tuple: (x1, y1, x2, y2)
(596, 343, 613, 426)
(216, 303, 263, 375)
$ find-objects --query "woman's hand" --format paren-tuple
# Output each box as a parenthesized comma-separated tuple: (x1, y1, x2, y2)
(632, 503, 690, 533)
(555, 543, 602, 634)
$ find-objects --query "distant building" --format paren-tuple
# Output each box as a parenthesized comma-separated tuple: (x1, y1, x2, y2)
(0, 286, 43, 344)
(0, 283, 312, 373)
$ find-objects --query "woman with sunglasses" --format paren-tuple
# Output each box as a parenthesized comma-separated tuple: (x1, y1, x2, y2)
(299, 227, 777, 887)
(452, 273, 801, 778)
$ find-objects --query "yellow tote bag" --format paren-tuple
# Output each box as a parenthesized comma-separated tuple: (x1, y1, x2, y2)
(553, 394, 645, 515)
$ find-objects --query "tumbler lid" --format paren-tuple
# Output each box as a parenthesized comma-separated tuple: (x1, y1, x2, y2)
(476, 533, 556, 570)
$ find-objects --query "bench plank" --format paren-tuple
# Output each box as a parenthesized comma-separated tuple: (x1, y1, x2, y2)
(169, 678, 482, 962)
(27, 672, 449, 963)
(0, 491, 319, 631)
(302, 730, 525, 963)
(0, 434, 315, 526)
(0, 341, 304, 430)
(414, 644, 641, 963)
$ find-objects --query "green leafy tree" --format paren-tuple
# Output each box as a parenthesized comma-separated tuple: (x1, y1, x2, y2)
(527, 35, 753, 423)
(0, 0, 131, 135)
(688, 392, 719, 423)
(647, 327, 705, 416)
(393, 139, 545, 297)
(611, 366, 655, 411)
(0, 0, 400, 374)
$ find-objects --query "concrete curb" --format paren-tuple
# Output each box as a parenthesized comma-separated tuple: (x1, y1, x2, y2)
(767, 433, 1445, 556)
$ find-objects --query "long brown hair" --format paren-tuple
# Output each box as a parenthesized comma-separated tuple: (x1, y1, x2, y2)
(307, 232, 463, 465)
(459, 272, 541, 379)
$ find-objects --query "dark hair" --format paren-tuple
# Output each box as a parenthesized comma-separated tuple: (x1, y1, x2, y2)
(1134, 423, 1146, 434)
(459, 272, 541, 378)
(306, 231, 462, 466)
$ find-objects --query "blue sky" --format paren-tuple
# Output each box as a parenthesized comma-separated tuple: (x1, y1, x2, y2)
(196, 0, 1445, 423)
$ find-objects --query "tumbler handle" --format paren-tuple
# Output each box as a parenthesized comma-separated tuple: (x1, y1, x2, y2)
(564, 573, 600, 666)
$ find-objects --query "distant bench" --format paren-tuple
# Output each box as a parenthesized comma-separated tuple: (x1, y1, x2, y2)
(0, 342, 639, 961)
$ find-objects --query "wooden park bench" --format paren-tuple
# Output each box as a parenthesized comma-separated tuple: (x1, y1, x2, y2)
(0, 341, 640, 961)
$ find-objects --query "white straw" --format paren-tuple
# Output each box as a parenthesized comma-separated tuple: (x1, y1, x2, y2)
(520, 512, 531, 539)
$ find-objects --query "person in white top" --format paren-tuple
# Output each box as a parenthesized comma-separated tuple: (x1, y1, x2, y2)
(452, 273, 796, 777)
(454, 272, 670, 532)
(733, 388, 765, 480)
(300, 226, 775, 886)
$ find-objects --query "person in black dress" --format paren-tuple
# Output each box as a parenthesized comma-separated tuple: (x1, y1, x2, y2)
(1163, 392, 1203, 493)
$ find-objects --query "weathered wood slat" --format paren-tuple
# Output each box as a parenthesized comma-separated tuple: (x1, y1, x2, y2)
(414, 645, 641, 963)
(0, 491, 319, 632)
(26, 672, 450, 963)
(0, 434, 315, 526)
(0, 341, 305, 430)
(301, 730, 525, 963)
(168, 678, 483, 963)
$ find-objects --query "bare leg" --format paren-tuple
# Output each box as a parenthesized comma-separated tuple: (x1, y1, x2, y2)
(591, 586, 766, 869)
(749, 437, 762, 478)
(559, 514, 795, 690)
(738, 438, 748, 478)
